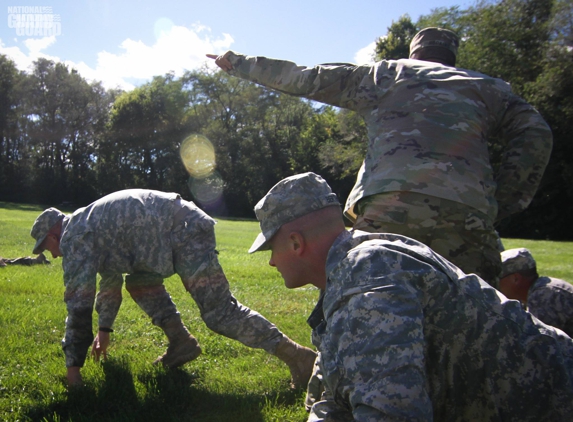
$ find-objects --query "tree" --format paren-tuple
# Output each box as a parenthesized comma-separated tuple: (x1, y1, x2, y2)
(374, 15, 419, 60)
(182, 69, 321, 216)
(1, 0, 571, 240)
(317, 108, 367, 204)
(458, 0, 553, 93)
(0, 55, 30, 202)
(416, 6, 467, 35)
(501, 0, 573, 239)
(19, 59, 106, 204)
(106, 73, 189, 194)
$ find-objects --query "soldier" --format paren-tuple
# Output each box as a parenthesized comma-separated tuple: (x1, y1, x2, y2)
(500, 247, 573, 337)
(250, 172, 573, 421)
(207, 27, 553, 286)
(2, 253, 50, 266)
(31, 189, 315, 387)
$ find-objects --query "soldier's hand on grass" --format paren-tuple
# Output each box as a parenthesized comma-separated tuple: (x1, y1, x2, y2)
(91, 331, 110, 361)
(206, 52, 233, 72)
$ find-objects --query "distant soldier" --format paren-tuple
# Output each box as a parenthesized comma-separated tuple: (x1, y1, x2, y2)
(500, 247, 573, 337)
(31, 189, 315, 387)
(208, 27, 553, 286)
(2, 252, 50, 266)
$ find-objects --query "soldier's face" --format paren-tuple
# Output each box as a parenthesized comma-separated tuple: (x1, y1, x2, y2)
(41, 234, 62, 259)
(498, 274, 519, 299)
(268, 229, 306, 289)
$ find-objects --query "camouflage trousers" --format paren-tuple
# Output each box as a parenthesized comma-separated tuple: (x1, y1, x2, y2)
(123, 273, 180, 327)
(170, 200, 284, 353)
(94, 201, 284, 358)
(353, 192, 501, 287)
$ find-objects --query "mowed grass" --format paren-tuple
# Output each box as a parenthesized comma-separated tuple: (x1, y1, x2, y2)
(1, 202, 572, 421)
(0, 203, 316, 422)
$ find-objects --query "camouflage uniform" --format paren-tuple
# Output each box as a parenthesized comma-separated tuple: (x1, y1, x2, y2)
(1, 253, 50, 266)
(501, 248, 573, 337)
(223, 49, 552, 283)
(307, 230, 573, 421)
(56, 189, 283, 367)
(527, 277, 573, 338)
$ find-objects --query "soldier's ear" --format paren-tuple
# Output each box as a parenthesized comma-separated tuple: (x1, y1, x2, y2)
(288, 231, 305, 256)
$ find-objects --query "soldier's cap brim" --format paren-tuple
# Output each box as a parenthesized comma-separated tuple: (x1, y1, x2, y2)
(248, 231, 275, 254)
(33, 236, 47, 255)
(248, 172, 340, 254)
(30, 208, 65, 254)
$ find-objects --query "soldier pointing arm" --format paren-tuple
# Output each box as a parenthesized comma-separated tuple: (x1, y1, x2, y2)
(208, 27, 552, 287)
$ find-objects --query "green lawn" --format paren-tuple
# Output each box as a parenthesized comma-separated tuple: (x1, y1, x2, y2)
(0, 203, 571, 421)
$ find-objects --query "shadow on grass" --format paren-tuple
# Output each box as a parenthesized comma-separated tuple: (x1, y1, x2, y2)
(21, 357, 302, 422)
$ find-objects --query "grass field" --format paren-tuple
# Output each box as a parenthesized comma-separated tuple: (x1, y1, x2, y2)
(1, 202, 572, 421)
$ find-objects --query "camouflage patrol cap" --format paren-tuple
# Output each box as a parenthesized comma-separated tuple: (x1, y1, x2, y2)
(409, 27, 460, 58)
(31, 208, 65, 254)
(500, 248, 537, 278)
(249, 172, 340, 253)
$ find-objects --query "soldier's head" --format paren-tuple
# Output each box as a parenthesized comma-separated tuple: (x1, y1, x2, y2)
(250, 172, 345, 289)
(499, 248, 539, 302)
(409, 27, 459, 66)
(31, 208, 65, 258)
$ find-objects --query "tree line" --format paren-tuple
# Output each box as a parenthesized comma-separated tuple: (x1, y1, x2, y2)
(0, 0, 571, 239)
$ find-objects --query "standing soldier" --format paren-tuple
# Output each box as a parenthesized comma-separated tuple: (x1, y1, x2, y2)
(207, 27, 552, 286)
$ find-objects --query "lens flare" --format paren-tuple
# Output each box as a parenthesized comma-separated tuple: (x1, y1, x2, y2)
(179, 134, 216, 178)
(187, 171, 224, 205)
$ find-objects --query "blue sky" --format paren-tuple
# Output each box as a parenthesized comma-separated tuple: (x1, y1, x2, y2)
(1, 0, 470, 91)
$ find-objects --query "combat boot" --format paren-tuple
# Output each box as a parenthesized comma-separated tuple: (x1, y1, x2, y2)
(154, 314, 202, 369)
(274, 336, 317, 389)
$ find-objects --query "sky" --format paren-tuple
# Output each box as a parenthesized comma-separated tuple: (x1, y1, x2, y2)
(1, 0, 470, 91)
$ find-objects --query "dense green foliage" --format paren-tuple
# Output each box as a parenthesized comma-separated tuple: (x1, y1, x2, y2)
(1, 0, 571, 238)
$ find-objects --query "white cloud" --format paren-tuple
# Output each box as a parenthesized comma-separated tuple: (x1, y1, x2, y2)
(0, 24, 234, 91)
(354, 41, 376, 64)
(0, 35, 60, 72)
(24, 35, 57, 54)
